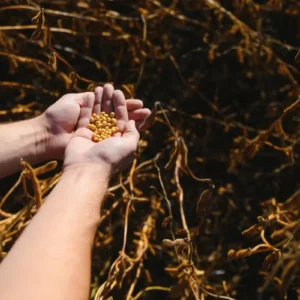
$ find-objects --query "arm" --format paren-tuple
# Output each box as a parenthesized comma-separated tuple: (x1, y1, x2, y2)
(0, 115, 49, 179)
(0, 85, 150, 179)
(0, 164, 110, 300)
(0, 87, 140, 300)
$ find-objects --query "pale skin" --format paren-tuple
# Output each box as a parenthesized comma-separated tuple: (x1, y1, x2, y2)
(0, 84, 150, 300)
(0, 83, 150, 178)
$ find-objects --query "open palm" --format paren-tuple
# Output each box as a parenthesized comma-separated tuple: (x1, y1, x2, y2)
(44, 84, 150, 159)
(63, 87, 140, 172)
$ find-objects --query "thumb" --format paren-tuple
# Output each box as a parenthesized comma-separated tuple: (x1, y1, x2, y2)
(122, 120, 140, 145)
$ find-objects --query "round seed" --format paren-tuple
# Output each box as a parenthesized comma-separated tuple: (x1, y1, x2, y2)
(88, 112, 119, 142)
(88, 124, 97, 131)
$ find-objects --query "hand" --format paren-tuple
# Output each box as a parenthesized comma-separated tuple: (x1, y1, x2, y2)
(41, 84, 150, 159)
(63, 87, 140, 173)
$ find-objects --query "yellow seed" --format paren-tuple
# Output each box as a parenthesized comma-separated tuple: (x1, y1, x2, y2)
(88, 124, 97, 131)
(88, 112, 118, 142)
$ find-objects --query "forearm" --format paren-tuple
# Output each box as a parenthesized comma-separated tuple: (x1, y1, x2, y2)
(0, 115, 49, 178)
(0, 164, 111, 300)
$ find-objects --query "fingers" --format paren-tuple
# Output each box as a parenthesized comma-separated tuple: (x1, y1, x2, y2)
(82, 86, 149, 135)
(126, 99, 143, 111)
(128, 108, 151, 131)
(102, 84, 114, 113)
(128, 108, 151, 121)
(77, 92, 95, 128)
(93, 87, 103, 115)
(122, 120, 140, 147)
(112, 89, 128, 131)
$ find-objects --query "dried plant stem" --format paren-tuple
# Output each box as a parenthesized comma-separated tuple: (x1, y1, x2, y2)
(154, 159, 176, 241)
(260, 229, 275, 249)
(0, 176, 21, 216)
(157, 102, 177, 137)
(132, 286, 171, 300)
(135, 14, 147, 92)
(121, 199, 132, 255)
(175, 160, 191, 241)
(126, 260, 143, 300)
(205, 0, 298, 85)
(99, 199, 121, 225)
(0, 81, 58, 96)
(200, 285, 237, 300)
(189, 276, 200, 300)
(251, 244, 274, 253)
(121, 159, 137, 255)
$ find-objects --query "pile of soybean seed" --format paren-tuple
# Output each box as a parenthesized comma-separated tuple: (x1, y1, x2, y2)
(88, 112, 119, 142)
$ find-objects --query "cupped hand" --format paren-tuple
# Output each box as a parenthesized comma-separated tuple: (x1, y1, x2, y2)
(63, 87, 140, 173)
(42, 84, 150, 159)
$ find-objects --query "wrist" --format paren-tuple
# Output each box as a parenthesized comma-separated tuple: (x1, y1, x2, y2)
(37, 112, 69, 160)
(30, 114, 52, 162)
(59, 163, 112, 216)
(62, 162, 112, 180)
